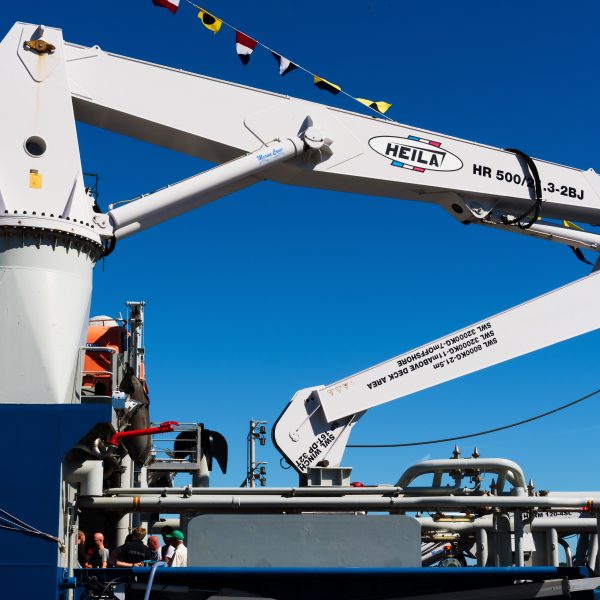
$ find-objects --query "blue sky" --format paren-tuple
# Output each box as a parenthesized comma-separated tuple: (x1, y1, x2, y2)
(4, 1, 600, 490)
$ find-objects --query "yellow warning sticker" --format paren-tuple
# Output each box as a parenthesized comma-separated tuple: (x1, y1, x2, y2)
(29, 171, 42, 189)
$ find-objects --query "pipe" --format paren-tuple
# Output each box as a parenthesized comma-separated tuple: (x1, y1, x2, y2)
(63, 459, 103, 497)
(78, 494, 595, 511)
(105, 484, 600, 500)
(192, 452, 209, 489)
(108, 421, 178, 447)
(104, 485, 406, 496)
(547, 528, 559, 566)
(399, 485, 478, 496)
(143, 561, 166, 600)
(495, 512, 512, 567)
(74, 438, 109, 459)
(150, 519, 180, 534)
(476, 528, 488, 566)
(588, 534, 598, 571)
(477, 218, 600, 252)
(558, 537, 573, 567)
(114, 512, 130, 550)
(597, 514, 600, 572)
(418, 516, 598, 533)
(574, 533, 589, 566)
(114, 455, 133, 547)
(511, 220, 600, 250)
(514, 510, 524, 567)
(395, 458, 527, 493)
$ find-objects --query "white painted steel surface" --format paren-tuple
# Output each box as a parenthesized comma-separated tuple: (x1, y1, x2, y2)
(63, 39, 600, 225)
(0, 235, 95, 403)
(0, 24, 104, 404)
(0, 24, 106, 243)
(318, 271, 600, 422)
(272, 386, 363, 475)
(274, 272, 600, 472)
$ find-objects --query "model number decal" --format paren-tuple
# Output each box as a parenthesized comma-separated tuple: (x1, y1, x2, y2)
(294, 431, 336, 471)
(473, 163, 584, 200)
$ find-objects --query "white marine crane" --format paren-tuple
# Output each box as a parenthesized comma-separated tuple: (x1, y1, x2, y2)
(2, 22, 600, 473)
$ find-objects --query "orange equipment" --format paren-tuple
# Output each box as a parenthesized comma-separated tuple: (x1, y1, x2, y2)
(82, 316, 127, 396)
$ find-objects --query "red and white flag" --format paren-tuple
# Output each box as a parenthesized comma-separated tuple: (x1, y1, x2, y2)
(236, 31, 257, 65)
(152, 0, 179, 14)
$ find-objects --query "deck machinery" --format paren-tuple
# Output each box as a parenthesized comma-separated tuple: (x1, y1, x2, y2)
(2, 20, 600, 599)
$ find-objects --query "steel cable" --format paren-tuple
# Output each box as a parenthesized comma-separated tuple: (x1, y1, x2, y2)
(347, 387, 600, 448)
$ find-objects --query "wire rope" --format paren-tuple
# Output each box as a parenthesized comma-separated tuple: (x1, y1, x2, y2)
(347, 386, 600, 448)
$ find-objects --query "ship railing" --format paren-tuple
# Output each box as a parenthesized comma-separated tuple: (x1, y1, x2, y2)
(146, 423, 205, 478)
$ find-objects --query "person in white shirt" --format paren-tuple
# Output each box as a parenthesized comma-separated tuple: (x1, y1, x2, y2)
(165, 529, 187, 567)
(161, 527, 175, 566)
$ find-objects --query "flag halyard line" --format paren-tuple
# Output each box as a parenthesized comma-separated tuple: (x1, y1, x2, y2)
(180, 0, 395, 122)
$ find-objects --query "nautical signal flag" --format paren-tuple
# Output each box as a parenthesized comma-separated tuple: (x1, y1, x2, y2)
(356, 98, 392, 115)
(198, 9, 222, 33)
(272, 52, 298, 76)
(151, 1, 397, 120)
(236, 32, 257, 65)
(313, 76, 341, 95)
(153, 0, 179, 14)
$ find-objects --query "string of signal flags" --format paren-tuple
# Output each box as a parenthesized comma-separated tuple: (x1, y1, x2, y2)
(152, 0, 393, 118)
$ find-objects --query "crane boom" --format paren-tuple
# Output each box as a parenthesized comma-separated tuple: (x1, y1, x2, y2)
(62, 40, 600, 242)
(272, 271, 600, 474)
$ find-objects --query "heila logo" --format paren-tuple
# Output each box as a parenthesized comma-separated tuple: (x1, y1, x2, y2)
(369, 135, 463, 173)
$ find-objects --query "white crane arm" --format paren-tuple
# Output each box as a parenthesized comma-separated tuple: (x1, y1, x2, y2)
(58, 29, 600, 474)
(272, 271, 600, 474)
(62, 40, 600, 243)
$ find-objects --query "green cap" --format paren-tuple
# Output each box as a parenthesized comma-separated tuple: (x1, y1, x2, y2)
(165, 529, 184, 541)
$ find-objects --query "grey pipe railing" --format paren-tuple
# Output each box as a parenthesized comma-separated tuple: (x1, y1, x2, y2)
(396, 458, 527, 494)
(79, 493, 594, 512)
(417, 516, 597, 532)
(104, 486, 403, 496)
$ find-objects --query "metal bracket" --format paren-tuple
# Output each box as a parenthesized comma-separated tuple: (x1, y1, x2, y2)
(23, 38, 55, 54)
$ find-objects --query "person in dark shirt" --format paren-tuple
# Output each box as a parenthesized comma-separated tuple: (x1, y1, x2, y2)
(77, 531, 89, 568)
(115, 527, 153, 567)
(109, 534, 132, 567)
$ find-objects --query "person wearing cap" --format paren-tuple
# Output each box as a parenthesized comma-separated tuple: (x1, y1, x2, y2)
(161, 526, 175, 565)
(165, 529, 187, 567)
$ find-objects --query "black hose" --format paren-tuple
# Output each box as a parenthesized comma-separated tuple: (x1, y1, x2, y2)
(501, 147, 543, 229)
